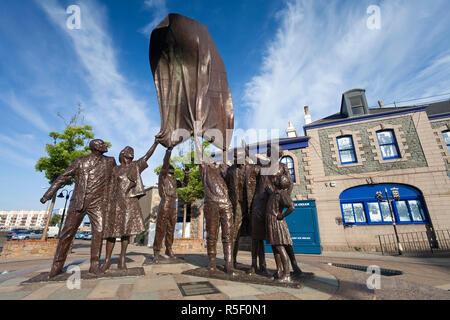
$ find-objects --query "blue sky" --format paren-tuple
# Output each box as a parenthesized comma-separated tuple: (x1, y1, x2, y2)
(0, 0, 449, 210)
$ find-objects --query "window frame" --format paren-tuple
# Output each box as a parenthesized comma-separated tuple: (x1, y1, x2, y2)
(340, 202, 367, 225)
(442, 130, 450, 153)
(340, 197, 428, 226)
(336, 135, 358, 165)
(392, 197, 428, 225)
(376, 130, 401, 160)
(280, 156, 296, 183)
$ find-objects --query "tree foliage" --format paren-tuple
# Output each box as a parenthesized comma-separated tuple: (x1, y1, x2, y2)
(154, 139, 211, 203)
(49, 213, 62, 227)
(35, 106, 111, 184)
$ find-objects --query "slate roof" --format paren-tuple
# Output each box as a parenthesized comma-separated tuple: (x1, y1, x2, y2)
(308, 99, 450, 126)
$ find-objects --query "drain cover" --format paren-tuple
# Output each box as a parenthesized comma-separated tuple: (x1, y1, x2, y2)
(326, 263, 403, 276)
(178, 281, 221, 297)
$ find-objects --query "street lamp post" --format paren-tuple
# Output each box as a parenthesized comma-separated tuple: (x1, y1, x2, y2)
(376, 187, 403, 255)
(57, 189, 73, 239)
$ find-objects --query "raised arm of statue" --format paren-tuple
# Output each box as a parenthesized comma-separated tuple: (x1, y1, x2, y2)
(41, 159, 79, 203)
(161, 147, 173, 174)
(142, 139, 159, 162)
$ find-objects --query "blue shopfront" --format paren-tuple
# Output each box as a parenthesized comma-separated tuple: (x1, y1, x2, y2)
(265, 200, 322, 254)
(339, 184, 430, 226)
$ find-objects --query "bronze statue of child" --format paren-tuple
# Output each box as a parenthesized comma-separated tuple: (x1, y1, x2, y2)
(101, 140, 159, 272)
(266, 174, 302, 282)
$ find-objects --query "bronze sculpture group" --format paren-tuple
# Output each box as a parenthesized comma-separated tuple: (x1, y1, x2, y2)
(40, 13, 302, 283)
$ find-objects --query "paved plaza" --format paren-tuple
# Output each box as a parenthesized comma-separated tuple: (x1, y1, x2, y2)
(0, 241, 449, 300)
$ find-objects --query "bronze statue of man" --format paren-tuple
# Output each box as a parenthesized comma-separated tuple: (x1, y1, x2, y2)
(40, 139, 116, 277)
(195, 138, 234, 275)
(152, 147, 181, 262)
(225, 149, 248, 268)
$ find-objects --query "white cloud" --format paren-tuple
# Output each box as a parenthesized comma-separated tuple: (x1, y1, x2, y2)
(1, 91, 50, 132)
(139, 0, 168, 37)
(243, 0, 450, 134)
(36, 0, 164, 185)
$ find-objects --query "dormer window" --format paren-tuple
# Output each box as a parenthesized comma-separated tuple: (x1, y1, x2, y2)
(340, 89, 369, 118)
(349, 96, 364, 115)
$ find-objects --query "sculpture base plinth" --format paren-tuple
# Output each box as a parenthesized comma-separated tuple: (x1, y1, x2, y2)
(142, 255, 186, 265)
(182, 265, 314, 289)
(22, 267, 145, 284)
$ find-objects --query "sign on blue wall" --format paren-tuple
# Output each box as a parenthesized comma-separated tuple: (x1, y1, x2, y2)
(265, 200, 321, 254)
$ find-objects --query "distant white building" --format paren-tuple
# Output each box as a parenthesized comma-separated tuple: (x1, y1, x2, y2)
(0, 209, 62, 231)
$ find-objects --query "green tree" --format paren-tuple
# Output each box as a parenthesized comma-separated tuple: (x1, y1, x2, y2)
(49, 213, 62, 227)
(35, 106, 111, 184)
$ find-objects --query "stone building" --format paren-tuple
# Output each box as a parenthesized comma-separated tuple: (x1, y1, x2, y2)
(282, 89, 450, 252)
(137, 89, 449, 253)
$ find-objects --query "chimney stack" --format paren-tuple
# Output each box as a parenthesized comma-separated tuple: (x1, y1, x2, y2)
(304, 106, 312, 125)
(286, 121, 298, 138)
(378, 100, 384, 108)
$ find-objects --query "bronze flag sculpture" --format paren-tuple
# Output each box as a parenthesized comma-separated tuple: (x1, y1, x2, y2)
(149, 14, 235, 274)
(41, 139, 116, 278)
(150, 13, 234, 150)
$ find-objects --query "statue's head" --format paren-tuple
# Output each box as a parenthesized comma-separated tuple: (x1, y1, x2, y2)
(275, 174, 291, 191)
(119, 146, 134, 164)
(89, 139, 108, 154)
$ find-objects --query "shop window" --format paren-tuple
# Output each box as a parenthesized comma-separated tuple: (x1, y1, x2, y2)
(376, 130, 400, 160)
(280, 156, 296, 182)
(341, 203, 366, 224)
(339, 184, 428, 226)
(337, 136, 357, 164)
(442, 130, 450, 152)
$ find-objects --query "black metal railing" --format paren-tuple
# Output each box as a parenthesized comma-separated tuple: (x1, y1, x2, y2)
(378, 230, 450, 256)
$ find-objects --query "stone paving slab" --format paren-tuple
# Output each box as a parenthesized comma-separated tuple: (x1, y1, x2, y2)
(130, 291, 159, 300)
(22, 283, 64, 300)
(86, 283, 121, 299)
(47, 288, 92, 300)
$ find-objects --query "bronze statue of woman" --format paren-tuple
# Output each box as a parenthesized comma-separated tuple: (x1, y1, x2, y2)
(101, 140, 159, 271)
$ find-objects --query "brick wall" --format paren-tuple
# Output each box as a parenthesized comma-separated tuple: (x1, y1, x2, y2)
(1, 240, 58, 259)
